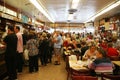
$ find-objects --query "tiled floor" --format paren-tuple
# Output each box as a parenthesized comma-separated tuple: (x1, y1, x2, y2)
(17, 59, 67, 80)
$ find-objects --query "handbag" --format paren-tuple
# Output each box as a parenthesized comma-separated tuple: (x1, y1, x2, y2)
(23, 49, 29, 60)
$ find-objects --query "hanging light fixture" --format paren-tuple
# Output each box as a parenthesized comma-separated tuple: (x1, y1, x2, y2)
(67, 0, 80, 21)
(68, 14, 74, 20)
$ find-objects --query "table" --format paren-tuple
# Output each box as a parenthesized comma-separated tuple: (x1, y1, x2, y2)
(112, 61, 120, 66)
(112, 61, 120, 75)
(69, 60, 92, 70)
(67, 60, 92, 80)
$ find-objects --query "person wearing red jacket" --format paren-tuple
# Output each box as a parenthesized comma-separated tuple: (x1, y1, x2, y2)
(107, 43, 119, 57)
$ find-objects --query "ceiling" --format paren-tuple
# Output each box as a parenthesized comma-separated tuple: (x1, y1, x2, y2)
(2, 0, 120, 23)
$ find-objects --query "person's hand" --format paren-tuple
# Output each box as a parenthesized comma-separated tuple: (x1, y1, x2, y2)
(0, 43, 6, 49)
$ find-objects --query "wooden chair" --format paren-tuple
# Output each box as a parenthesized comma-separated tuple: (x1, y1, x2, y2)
(108, 56, 120, 61)
(101, 73, 120, 80)
(66, 54, 90, 80)
(70, 68, 90, 76)
(68, 68, 91, 80)
(66, 55, 78, 80)
(71, 75, 98, 80)
(65, 55, 71, 80)
(65, 55, 70, 72)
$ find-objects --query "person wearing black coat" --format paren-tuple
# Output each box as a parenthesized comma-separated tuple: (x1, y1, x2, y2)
(38, 33, 49, 66)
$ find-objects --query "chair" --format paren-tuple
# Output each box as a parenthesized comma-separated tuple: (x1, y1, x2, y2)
(66, 55, 79, 80)
(108, 56, 120, 61)
(101, 73, 120, 80)
(65, 55, 70, 72)
(65, 55, 71, 80)
(66, 58, 90, 80)
(67, 68, 91, 80)
(70, 68, 90, 76)
(71, 75, 98, 80)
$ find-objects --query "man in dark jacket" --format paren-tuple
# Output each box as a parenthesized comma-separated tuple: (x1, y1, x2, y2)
(38, 32, 49, 66)
(3, 25, 18, 80)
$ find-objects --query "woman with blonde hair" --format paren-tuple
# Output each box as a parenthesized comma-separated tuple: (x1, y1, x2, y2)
(83, 43, 97, 60)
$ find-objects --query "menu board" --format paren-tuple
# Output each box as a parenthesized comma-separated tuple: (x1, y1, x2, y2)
(21, 15, 28, 23)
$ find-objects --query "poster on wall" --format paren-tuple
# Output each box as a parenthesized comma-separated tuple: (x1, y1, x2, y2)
(21, 15, 28, 23)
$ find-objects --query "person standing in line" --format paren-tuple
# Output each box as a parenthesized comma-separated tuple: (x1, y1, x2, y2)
(14, 26, 23, 73)
(22, 29, 29, 66)
(26, 32, 39, 73)
(47, 33, 54, 63)
(3, 25, 18, 80)
(38, 32, 49, 66)
(53, 31, 63, 65)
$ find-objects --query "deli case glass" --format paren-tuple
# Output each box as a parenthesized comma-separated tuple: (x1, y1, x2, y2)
(0, 30, 7, 79)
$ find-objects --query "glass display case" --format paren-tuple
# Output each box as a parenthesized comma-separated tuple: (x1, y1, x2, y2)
(0, 29, 6, 54)
(0, 22, 7, 79)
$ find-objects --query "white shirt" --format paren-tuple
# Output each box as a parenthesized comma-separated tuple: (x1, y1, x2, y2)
(16, 32, 23, 53)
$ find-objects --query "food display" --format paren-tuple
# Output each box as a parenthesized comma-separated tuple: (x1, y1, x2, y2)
(0, 31, 6, 54)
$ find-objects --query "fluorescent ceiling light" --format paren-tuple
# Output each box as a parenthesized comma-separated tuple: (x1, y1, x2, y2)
(68, 0, 80, 21)
(85, 0, 120, 23)
(29, 0, 54, 23)
(68, 14, 74, 20)
(35, 21, 44, 26)
(71, 0, 80, 9)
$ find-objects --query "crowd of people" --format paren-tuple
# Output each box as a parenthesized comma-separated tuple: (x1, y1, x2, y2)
(1, 24, 120, 80)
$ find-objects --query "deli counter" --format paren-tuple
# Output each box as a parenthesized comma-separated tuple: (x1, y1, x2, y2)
(0, 32, 7, 79)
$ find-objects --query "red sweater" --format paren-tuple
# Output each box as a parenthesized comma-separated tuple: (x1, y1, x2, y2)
(107, 47, 119, 56)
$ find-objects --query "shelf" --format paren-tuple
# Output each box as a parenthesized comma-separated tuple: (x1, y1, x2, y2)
(0, 16, 33, 26)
